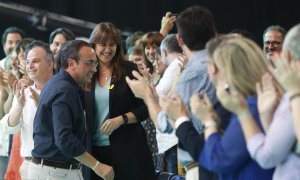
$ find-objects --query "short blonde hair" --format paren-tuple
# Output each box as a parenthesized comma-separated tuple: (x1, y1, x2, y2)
(207, 35, 272, 98)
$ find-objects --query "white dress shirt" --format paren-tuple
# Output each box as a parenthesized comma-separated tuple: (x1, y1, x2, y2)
(1, 85, 40, 157)
(156, 58, 181, 96)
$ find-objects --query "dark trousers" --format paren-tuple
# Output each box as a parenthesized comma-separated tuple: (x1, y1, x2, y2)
(165, 145, 178, 175)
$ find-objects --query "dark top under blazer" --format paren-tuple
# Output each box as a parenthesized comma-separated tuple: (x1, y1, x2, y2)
(84, 61, 155, 180)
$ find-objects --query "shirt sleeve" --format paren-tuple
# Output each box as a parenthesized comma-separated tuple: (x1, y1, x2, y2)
(156, 111, 174, 133)
(156, 60, 180, 96)
(0, 96, 21, 134)
(247, 97, 295, 169)
(52, 90, 86, 159)
(199, 115, 251, 173)
(176, 121, 205, 161)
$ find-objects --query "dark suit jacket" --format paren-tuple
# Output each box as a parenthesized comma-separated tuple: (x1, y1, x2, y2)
(176, 102, 232, 180)
(84, 61, 155, 180)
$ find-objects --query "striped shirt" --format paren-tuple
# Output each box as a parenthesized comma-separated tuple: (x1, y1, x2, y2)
(176, 50, 217, 132)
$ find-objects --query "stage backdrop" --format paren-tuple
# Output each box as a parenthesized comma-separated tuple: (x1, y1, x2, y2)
(0, 0, 299, 58)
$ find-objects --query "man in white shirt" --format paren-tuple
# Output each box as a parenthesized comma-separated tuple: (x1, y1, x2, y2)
(0, 41, 54, 179)
(156, 34, 183, 96)
(155, 34, 183, 174)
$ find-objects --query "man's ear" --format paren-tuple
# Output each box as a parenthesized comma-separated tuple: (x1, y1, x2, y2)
(67, 58, 76, 70)
(49, 61, 54, 70)
(176, 34, 184, 47)
(162, 49, 168, 58)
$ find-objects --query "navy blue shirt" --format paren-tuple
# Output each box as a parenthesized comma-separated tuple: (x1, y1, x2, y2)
(32, 69, 87, 164)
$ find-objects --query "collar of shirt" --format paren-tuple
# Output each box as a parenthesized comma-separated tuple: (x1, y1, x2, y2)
(185, 49, 208, 69)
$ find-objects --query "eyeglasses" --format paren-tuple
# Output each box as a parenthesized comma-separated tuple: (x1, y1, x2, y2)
(264, 41, 281, 47)
(78, 59, 98, 67)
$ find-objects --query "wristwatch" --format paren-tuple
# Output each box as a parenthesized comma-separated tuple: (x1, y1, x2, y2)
(122, 114, 128, 125)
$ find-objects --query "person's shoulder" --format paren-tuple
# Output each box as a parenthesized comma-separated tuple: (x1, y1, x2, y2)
(121, 60, 138, 71)
(43, 74, 72, 92)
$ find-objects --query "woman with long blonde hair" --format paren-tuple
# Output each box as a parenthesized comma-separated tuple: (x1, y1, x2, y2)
(160, 35, 277, 179)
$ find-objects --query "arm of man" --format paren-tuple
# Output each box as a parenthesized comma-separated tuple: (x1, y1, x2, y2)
(75, 152, 114, 180)
(4, 91, 14, 114)
(125, 71, 161, 127)
(7, 83, 26, 127)
(8, 96, 24, 127)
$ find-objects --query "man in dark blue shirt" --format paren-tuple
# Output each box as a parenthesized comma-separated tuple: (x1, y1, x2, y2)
(29, 40, 114, 180)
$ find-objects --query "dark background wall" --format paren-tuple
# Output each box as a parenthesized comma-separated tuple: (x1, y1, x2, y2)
(0, 0, 299, 58)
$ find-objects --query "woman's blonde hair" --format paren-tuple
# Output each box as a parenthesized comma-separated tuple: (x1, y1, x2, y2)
(207, 35, 279, 98)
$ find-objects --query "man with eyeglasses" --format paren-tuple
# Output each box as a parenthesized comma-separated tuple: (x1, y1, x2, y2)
(263, 25, 286, 66)
(28, 40, 114, 180)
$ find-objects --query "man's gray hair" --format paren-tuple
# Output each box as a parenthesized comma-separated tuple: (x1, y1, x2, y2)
(283, 23, 300, 60)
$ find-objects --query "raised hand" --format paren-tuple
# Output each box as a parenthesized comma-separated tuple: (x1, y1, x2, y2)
(159, 12, 177, 37)
(159, 93, 188, 122)
(190, 93, 216, 122)
(137, 63, 152, 83)
(19, 76, 33, 88)
(256, 73, 280, 128)
(273, 51, 300, 94)
(3, 70, 17, 90)
(18, 60, 27, 76)
(216, 80, 248, 114)
(126, 70, 153, 99)
(13, 80, 25, 107)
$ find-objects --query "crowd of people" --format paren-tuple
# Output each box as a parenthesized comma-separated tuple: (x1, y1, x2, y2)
(0, 4, 299, 180)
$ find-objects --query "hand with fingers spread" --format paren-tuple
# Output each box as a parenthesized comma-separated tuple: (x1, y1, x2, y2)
(19, 76, 33, 88)
(216, 81, 249, 115)
(159, 93, 188, 122)
(125, 70, 154, 100)
(190, 93, 216, 122)
(137, 63, 149, 77)
(19, 60, 27, 76)
(100, 117, 123, 136)
(3, 70, 17, 90)
(13, 80, 26, 107)
(273, 51, 300, 94)
(137, 63, 153, 84)
(160, 12, 177, 37)
(256, 73, 280, 129)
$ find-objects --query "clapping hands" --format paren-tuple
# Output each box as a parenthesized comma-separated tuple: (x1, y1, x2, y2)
(273, 51, 300, 95)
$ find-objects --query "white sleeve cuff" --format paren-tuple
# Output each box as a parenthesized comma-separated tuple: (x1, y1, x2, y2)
(175, 116, 190, 129)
